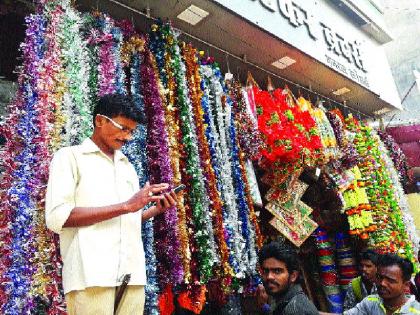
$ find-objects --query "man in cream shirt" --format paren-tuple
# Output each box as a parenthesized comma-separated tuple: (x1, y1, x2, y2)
(45, 94, 178, 315)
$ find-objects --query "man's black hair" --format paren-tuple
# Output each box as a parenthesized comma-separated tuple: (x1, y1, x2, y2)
(258, 241, 299, 274)
(377, 253, 413, 282)
(360, 249, 380, 265)
(92, 94, 145, 126)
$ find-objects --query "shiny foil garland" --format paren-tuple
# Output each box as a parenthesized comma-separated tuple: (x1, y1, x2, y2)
(182, 45, 233, 285)
(121, 41, 160, 314)
(0, 9, 66, 313)
(149, 22, 192, 284)
(200, 64, 248, 279)
(225, 83, 258, 276)
(199, 65, 241, 282)
(59, 6, 92, 145)
(142, 46, 184, 286)
(230, 82, 264, 249)
(168, 30, 217, 283)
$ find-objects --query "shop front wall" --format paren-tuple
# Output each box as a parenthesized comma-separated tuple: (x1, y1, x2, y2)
(211, 0, 402, 109)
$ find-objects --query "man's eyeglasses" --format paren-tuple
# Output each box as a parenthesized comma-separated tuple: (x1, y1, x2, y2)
(97, 114, 136, 136)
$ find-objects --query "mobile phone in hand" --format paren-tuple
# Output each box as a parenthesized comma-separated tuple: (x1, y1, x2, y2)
(173, 184, 186, 194)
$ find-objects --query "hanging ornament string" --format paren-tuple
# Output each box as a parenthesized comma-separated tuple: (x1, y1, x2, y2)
(375, 131, 418, 264)
(378, 131, 412, 193)
(149, 22, 189, 285)
(199, 65, 241, 282)
(230, 82, 263, 249)
(350, 121, 414, 262)
(0, 13, 47, 314)
(31, 6, 68, 313)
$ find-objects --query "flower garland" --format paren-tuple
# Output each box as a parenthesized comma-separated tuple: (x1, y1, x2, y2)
(342, 166, 375, 239)
(375, 132, 419, 262)
(352, 123, 415, 261)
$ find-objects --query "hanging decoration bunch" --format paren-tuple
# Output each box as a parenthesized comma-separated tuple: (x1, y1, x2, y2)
(0, 0, 93, 312)
(254, 87, 322, 167)
(377, 131, 412, 192)
(199, 61, 263, 288)
(342, 166, 375, 239)
(351, 122, 416, 263)
(199, 63, 247, 282)
(375, 132, 419, 263)
(3, 1, 419, 313)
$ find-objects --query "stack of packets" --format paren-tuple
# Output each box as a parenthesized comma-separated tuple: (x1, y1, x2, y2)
(264, 171, 318, 247)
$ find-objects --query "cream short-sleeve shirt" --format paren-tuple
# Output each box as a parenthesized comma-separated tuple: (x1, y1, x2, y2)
(45, 138, 146, 294)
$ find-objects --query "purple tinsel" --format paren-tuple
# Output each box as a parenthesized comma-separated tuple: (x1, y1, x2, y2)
(141, 47, 183, 285)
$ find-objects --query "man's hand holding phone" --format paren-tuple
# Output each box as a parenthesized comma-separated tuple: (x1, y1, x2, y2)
(140, 183, 186, 221)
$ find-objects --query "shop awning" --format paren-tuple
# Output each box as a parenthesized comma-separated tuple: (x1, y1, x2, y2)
(387, 125, 420, 167)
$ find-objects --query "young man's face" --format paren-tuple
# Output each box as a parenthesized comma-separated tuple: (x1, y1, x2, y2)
(377, 265, 408, 301)
(360, 259, 377, 283)
(95, 115, 137, 152)
(260, 258, 298, 297)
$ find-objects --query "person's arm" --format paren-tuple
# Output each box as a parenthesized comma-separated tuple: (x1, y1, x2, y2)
(45, 149, 173, 233)
(62, 182, 170, 227)
(342, 297, 371, 315)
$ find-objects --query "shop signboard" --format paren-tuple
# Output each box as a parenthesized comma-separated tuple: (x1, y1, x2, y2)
(211, 0, 388, 95)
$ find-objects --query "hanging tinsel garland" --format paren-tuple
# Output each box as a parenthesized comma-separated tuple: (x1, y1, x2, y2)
(59, 6, 93, 145)
(224, 82, 258, 277)
(149, 22, 193, 285)
(199, 65, 242, 281)
(169, 29, 217, 283)
(0, 7, 68, 313)
(200, 63, 248, 279)
(182, 45, 233, 285)
(230, 81, 264, 249)
(119, 30, 161, 314)
(377, 131, 412, 193)
(142, 44, 184, 286)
